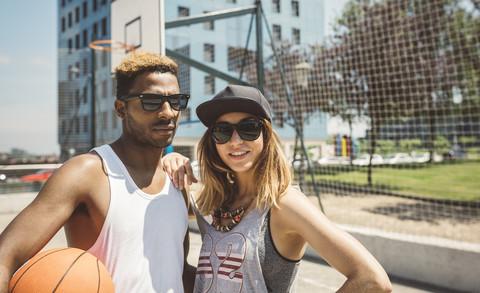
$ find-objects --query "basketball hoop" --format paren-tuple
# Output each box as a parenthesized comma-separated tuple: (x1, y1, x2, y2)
(89, 40, 135, 53)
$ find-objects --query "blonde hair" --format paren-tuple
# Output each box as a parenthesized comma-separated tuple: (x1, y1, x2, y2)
(196, 119, 292, 215)
(114, 50, 178, 99)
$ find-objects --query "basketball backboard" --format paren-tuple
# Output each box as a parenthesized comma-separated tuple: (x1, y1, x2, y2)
(110, 0, 165, 72)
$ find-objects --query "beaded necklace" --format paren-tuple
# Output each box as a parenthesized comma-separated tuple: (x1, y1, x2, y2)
(211, 197, 255, 232)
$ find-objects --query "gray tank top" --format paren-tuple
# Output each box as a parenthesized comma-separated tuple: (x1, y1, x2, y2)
(193, 201, 300, 292)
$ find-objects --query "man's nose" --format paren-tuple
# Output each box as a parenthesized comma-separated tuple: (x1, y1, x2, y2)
(157, 101, 175, 119)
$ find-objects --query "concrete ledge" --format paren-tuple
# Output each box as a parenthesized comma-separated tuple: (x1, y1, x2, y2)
(305, 224, 480, 293)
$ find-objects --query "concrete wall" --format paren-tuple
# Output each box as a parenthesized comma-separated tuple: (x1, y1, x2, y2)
(304, 224, 480, 293)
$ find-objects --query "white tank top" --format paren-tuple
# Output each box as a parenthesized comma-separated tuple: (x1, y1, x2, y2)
(88, 145, 187, 293)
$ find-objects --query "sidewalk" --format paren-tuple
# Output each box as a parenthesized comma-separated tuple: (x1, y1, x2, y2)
(0, 192, 457, 292)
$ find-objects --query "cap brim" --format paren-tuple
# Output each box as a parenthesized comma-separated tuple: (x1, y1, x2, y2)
(196, 97, 271, 127)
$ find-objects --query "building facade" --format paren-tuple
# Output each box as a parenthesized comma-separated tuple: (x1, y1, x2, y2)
(58, 0, 327, 161)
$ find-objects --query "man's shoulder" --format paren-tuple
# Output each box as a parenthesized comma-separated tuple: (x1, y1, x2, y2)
(59, 151, 105, 178)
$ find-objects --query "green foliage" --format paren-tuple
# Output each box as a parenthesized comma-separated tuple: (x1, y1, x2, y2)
(459, 136, 478, 146)
(398, 139, 422, 149)
(434, 136, 451, 149)
(375, 140, 395, 154)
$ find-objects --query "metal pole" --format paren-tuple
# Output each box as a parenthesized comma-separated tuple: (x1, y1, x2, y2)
(159, 0, 165, 55)
(90, 49, 96, 150)
(255, 1, 265, 93)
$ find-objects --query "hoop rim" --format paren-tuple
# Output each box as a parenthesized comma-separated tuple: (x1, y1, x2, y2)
(89, 40, 135, 52)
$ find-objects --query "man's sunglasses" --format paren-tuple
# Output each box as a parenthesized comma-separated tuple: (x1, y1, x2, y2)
(120, 93, 190, 111)
(210, 120, 264, 144)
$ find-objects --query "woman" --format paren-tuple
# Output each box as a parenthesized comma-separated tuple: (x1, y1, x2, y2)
(164, 85, 392, 292)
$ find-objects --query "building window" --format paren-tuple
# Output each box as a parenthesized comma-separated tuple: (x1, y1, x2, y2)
(61, 17, 66, 32)
(291, 1, 299, 17)
(68, 39, 73, 54)
(83, 116, 88, 133)
(292, 28, 300, 45)
(204, 44, 215, 62)
(178, 6, 189, 17)
(61, 120, 66, 135)
(75, 34, 80, 49)
(112, 110, 118, 129)
(273, 0, 280, 13)
(102, 111, 108, 130)
(68, 12, 72, 28)
(93, 23, 98, 41)
(75, 117, 80, 134)
(83, 29, 88, 47)
(101, 0, 107, 5)
(83, 86, 88, 103)
(83, 58, 88, 75)
(93, 0, 97, 12)
(102, 50, 107, 67)
(101, 17, 107, 36)
(273, 25, 281, 42)
(75, 7, 80, 23)
(61, 0, 66, 7)
(102, 80, 108, 98)
(205, 75, 215, 94)
(75, 89, 80, 107)
(75, 62, 80, 78)
(226, 0, 236, 3)
(83, 1, 88, 18)
(203, 11, 214, 30)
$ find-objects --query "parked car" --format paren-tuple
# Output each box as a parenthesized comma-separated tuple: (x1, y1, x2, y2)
(352, 154, 384, 166)
(20, 168, 56, 182)
(316, 156, 350, 166)
(412, 152, 443, 163)
(383, 153, 412, 164)
(443, 150, 467, 160)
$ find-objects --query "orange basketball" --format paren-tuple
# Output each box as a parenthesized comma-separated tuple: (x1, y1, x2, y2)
(9, 247, 115, 293)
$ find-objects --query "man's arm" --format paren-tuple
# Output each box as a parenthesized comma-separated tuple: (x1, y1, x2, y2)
(182, 229, 196, 293)
(180, 184, 196, 292)
(0, 154, 100, 293)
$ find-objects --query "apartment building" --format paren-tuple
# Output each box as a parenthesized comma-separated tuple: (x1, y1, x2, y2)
(58, 0, 327, 161)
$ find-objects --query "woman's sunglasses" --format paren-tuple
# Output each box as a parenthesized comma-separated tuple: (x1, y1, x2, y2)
(120, 93, 190, 111)
(210, 120, 264, 144)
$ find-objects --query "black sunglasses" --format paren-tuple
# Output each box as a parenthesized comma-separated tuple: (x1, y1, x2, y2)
(120, 93, 190, 111)
(210, 120, 264, 144)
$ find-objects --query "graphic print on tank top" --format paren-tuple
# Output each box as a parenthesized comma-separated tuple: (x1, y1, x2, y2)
(195, 232, 247, 293)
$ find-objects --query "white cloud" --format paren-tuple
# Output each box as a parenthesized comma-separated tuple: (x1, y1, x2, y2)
(29, 57, 53, 67)
(0, 53, 12, 64)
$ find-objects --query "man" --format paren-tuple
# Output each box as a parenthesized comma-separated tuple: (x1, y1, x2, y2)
(0, 51, 195, 293)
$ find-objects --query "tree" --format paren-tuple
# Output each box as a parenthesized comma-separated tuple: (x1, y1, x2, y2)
(314, 0, 479, 185)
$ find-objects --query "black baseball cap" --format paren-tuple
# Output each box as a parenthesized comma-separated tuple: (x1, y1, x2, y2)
(196, 85, 272, 127)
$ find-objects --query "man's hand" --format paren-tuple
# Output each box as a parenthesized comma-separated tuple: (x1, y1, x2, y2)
(162, 152, 198, 190)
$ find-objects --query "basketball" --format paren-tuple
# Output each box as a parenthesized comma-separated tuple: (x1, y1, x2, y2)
(9, 247, 115, 293)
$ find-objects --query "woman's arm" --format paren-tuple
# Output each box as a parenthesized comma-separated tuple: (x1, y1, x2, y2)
(271, 188, 392, 293)
(162, 152, 198, 190)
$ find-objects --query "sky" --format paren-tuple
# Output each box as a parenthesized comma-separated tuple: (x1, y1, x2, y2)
(0, 0, 348, 156)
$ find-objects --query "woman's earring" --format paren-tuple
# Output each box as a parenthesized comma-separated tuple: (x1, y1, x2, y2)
(226, 172, 235, 184)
